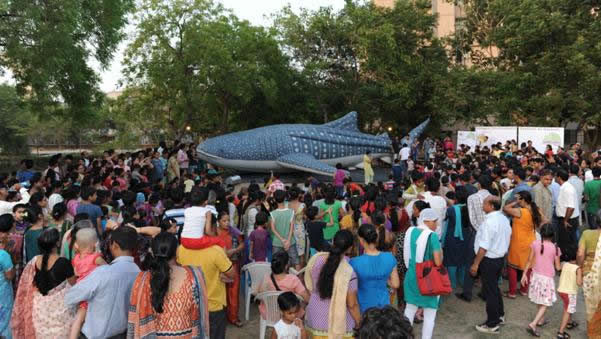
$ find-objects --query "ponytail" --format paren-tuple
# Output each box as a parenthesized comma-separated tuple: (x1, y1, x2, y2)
(317, 230, 353, 299)
(150, 255, 171, 313)
(389, 207, 400, 233)
(149, 232, 178, 313)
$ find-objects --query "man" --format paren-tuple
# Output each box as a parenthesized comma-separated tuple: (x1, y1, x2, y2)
(554, 169, 580, 262)
(532, 169, 554, 222)
(150, 151, 165, 184)
(399, 143, 411, 176)
(457, 175, 492, 302)
(65, 226, 140, 339)
(509, 167, 532, 201)
(584, 167, 601, 229)
(76, 187, 103, 235)
(422, 177, 447, 237)
(458, 172, 478, 196)
(0, 182, 30, 216)
(16, 159, 35, 183)
(472, 196, 512, 334)
(177, 238, 235, 339)
(567, 164, 584, 225)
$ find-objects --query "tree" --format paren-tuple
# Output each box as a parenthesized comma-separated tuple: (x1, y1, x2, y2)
(274, 0, 450, 132)
(0, 84, 29, 154)
(0, 0, 133, 120)
(123, 0, 300, 137)
(454, 0, 601, 146)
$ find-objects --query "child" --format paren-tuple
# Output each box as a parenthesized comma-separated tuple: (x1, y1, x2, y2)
(69, 228, 106, 339)
(384, 175, 396, 191)
(249, 212, 269, 262)
(521, 224, 561, 337)
(12, 204, 29, 233)
(271, 292, 306, 339)
(556, 257, 582, 338)
(180, 188, 224, 250)
(305, 206, 328, 256)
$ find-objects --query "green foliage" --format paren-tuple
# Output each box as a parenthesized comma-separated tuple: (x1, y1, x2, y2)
(0, 84, 29, 154)
(453, 0, 601, 145)
(0, 0, 133, 121)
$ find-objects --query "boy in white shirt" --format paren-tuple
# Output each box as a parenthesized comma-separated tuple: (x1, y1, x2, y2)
(272, 292, 306, 339)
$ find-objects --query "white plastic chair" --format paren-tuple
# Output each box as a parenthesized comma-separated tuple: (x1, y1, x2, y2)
(242, 262, 272, 321)
(288, 266, 306, 277)
(255, 291, 304, 339)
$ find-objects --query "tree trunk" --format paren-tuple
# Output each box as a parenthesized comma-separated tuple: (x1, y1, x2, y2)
(222, 100, 229, 133)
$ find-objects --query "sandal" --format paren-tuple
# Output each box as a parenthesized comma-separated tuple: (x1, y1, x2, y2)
(230, 320, 244, 328)
(566, 321, 579, 330)
(526, 325, 541, 337)
(503, 291, 517, 299)
(557, 331, 571, 339)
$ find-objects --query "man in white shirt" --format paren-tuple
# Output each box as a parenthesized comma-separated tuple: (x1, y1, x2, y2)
(457, 175, 492, 303)
(471, 196, 511, 334)
(554, 169, 579, 262)
(0, 183, 30, 216)
(399, 143, 411, 177)
(422, 177, 446, 237)
(567, 164, 584, 225)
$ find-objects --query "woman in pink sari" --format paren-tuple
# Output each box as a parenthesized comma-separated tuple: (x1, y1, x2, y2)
(11, 228, 77, 338)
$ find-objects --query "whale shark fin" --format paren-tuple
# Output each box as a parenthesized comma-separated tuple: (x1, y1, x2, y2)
(409, 118, 430, 142)
(377, 132, 389, 140)
(323, 111, 359, 132)
(276, 153, 337, 176)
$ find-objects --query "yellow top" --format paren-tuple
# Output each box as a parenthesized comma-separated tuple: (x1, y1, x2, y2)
(557, 262, 580, 295)
(177, 245, 232, 311)
(363, 154, 374, 176)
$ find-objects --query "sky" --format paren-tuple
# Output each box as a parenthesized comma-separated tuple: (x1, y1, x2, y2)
(97, 0, 346, 92)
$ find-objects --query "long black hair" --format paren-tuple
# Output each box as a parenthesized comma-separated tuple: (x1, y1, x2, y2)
(358, 223, 379, 245)
(150, 232, 179, 313)
(33, 228, 60, 295)
(517, 191, 541, 229)
(317, 230, 353, 299)
(324, 185, 336, 205)
(539, 223, 556, 255)
(372, 212, 388, 251)
(349, 197, 362, 227)
(388, 195, 400, 233)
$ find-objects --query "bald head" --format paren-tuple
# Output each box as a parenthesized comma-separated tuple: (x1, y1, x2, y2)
(483, 196, 501, 213)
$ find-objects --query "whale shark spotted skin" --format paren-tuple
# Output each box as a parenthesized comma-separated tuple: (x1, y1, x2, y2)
(197, 112, 428, 176)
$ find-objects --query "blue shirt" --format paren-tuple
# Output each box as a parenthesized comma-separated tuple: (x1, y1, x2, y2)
(16, 170, 34, 183)
(350, 252, 397, 313)
(65, 256, 140, 339)
(151, 158, 164, 181)
(510, 182, 533, 201)
(76, 203, 103, 231)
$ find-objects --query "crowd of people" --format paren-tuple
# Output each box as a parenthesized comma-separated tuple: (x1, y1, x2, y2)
(0, 136, 599, 339)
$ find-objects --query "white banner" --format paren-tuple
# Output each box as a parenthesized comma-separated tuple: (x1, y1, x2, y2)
(474, 126, 518, 148)
(456, 131, 477, 151)
(518, 127, 564, 153)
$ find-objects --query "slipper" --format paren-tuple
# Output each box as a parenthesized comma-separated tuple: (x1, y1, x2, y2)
(566, 321, 579, 330)
(557, 331, 571, 339)
(503, 291, 517, 299)
(537, 319, 550, 327)
(414, 317, 424, 324)
(526, 325, 541, 337)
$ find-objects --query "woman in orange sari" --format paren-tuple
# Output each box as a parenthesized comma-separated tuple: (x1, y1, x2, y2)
(128, 232, 210, 338)
(579, 227, 601, 338)
(503, 191, 544, 298)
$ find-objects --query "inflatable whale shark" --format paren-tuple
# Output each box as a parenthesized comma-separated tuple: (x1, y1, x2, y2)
(197, 111, 429, 176)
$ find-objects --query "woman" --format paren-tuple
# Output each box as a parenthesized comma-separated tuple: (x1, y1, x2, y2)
(167, 150, 180, 184)
(403, 208, 443, 339)
(372, 212, 394, 252)
(350, 224, 399, 313)
(128, 232, 210, 338)
(11, 228, 76, 338)
(288, 188, 306, 266)
(215, 211, 244, 327)
(48, 202, 72, 241)
(319, 185, 345, 243)
(304, 230, 361, 338)
(442, 186, 472, 289)
(177, 144, 189, 176)
(503, 191, 542, 298)
(257, 251, 309, 319)
(340, 197, 362, 256)
(578, 226, 601, 338)
(363, 151, 374, 185)
(0, 227, 15, 339)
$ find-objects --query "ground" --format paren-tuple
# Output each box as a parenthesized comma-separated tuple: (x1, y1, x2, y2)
(225, 278, 588, 339)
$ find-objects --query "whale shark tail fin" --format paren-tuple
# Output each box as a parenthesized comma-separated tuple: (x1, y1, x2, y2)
(409, 118, 430, 141)
(323, 111, 359, 132)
